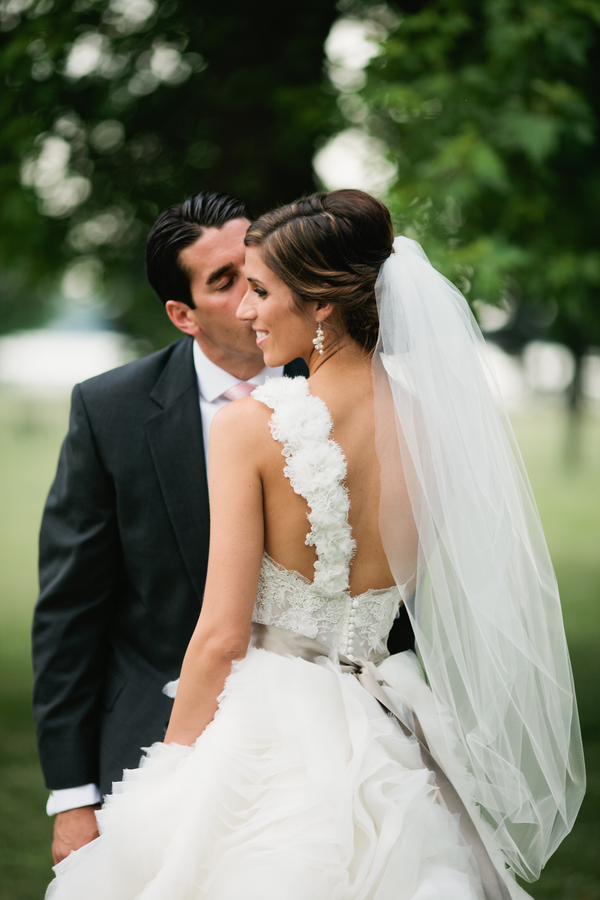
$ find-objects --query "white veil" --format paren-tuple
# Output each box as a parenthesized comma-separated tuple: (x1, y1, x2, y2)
(374, 237, 585, 881)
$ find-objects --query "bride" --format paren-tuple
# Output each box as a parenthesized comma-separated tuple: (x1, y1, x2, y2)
(46, 190, 584, 900)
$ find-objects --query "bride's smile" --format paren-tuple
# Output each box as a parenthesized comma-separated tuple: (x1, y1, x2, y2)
(238, 245, 334, 368)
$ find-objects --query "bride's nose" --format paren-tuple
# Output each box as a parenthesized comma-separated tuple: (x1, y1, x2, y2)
(236, 288, 256, 321)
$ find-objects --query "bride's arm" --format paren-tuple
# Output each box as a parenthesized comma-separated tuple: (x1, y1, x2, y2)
(164, 400, 265, 746)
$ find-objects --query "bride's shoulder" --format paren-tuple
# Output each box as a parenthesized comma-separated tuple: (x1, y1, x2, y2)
(207, 398, 272, 480)
(211, 393, 270, 437)
(209, 376, 305, 453)
(211, 375, 327, 461)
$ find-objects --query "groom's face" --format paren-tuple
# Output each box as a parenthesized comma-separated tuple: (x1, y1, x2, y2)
(166, 217, 263, 369)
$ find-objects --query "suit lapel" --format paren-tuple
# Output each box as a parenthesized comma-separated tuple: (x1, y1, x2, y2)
(145, 339, 209, 603)
(144, 345, 308, 604)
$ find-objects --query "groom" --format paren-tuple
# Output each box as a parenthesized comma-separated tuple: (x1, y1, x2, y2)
(32, 191, 308, 863)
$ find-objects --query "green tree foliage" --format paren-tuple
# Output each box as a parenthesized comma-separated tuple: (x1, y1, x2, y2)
(347, 0, 600, 387)
(0, 0, 338, 345)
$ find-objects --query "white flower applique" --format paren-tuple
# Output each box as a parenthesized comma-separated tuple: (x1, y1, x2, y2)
(252, 377, 355, 596)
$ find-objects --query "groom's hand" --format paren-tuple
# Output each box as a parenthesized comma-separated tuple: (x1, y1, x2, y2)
(52, 805, 101, 864)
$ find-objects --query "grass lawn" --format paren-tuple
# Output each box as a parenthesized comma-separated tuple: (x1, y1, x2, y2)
(0, 388, 598, 899)
(0, 392, 70, 900)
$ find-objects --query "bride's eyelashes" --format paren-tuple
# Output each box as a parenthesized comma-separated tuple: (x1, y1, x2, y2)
(253, 287, 267, 298)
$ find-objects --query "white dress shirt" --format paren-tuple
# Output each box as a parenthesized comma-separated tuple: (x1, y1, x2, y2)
(47, 342, 284, 816)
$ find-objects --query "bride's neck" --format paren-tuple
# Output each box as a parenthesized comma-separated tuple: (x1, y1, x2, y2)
(307, 336, 372, 384)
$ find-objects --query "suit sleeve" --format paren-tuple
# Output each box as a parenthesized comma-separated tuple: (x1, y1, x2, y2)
(32, 383, 122, 790)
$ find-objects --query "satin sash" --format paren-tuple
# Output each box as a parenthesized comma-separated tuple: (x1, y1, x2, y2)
(250, 621, 513, 900)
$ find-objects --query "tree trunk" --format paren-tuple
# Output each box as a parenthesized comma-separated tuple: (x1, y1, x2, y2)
(565, 350, 584, 468)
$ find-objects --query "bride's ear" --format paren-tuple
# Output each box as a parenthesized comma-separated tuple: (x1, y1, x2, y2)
(315, 301, 335, 324)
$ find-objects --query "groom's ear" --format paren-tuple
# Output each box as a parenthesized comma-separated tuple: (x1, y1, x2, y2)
(165, 300, 202, 337)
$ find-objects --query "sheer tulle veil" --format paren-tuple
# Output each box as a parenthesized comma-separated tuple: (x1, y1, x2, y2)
(373, 236, 585, 881)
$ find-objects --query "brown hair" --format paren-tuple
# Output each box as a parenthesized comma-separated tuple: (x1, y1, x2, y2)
(244, 189, 394, 353)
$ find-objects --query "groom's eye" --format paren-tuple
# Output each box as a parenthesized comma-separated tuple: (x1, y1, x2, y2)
(217, 276, 235, 291)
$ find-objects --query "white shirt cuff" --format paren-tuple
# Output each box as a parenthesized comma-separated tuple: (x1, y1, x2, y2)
(46, 783, 102, 816)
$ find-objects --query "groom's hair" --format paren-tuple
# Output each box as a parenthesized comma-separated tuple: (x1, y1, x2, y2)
(146, 191, 250, 308)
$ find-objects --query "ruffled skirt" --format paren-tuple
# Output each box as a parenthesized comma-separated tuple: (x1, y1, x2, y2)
(46, 648, 525, 900)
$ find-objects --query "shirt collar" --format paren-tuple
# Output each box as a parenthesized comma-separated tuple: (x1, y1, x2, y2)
(192, 340, 284, 403)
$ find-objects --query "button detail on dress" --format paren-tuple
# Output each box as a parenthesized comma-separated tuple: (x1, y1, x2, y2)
(347, 598, 357, 656)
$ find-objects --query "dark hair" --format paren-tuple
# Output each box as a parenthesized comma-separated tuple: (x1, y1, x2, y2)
(244, 189, 394, 352)
(146, 191, 250, 307)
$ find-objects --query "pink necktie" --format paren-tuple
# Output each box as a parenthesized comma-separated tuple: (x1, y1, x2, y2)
(222, 382, 258, 401)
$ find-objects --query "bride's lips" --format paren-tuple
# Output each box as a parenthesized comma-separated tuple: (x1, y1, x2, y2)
(254, 330, 269, 347)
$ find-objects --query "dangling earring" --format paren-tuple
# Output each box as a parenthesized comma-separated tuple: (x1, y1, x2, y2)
(313, 322, 324, 355)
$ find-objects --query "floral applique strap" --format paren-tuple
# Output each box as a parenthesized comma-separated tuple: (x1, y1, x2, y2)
(252, 377, 355, 597)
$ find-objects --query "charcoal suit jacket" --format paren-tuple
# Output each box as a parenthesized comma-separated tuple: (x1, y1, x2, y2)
(32, 335, 413, 798)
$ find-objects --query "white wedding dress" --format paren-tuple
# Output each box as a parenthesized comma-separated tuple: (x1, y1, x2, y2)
(47, 377, 525, 900)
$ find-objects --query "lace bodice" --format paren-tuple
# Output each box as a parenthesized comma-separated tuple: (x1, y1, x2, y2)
(252, 377, 401, 661)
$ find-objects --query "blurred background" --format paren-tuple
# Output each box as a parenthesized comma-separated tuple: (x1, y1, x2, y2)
(0, 1, 599, 897)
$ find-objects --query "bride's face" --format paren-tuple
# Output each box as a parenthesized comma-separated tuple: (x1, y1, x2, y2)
(238, 246, 324, 367)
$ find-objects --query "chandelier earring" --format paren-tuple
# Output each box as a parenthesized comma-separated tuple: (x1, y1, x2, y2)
(313, 322, 325, 355)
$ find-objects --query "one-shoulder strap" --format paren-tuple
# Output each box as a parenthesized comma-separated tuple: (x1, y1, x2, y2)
(252, 377, 355, 597)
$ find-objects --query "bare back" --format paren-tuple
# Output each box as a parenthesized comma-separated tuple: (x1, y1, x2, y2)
(257, 359, 396, 597)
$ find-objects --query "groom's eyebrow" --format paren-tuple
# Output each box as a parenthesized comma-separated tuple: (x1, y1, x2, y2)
(206, 262, 234, 285)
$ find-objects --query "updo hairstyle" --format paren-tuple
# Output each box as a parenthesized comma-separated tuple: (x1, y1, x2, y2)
(244, 189, 394, 353)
